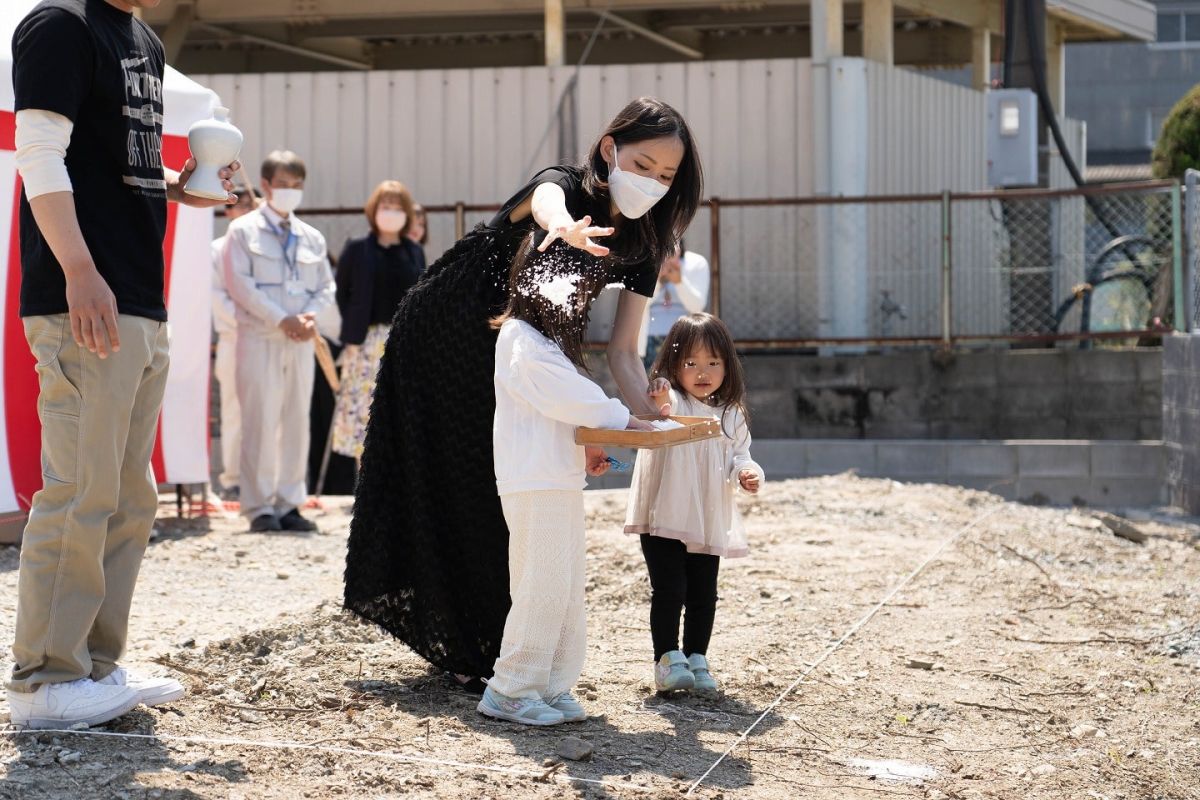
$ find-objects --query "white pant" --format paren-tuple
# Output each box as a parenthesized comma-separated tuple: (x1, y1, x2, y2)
(489, 490, 587, 700)
(235, 332, 314, 519)
(214, 333, 241, 489)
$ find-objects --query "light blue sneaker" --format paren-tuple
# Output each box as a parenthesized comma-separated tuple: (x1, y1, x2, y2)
(655, 650, 696, 693)
(687, 653, 719, 696)
(546, 692, 587, 722)
(478, 686, 564, 726)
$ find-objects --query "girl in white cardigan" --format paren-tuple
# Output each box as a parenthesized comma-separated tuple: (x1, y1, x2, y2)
(624, 313, 764, 696)
(481, 235, 653, 726)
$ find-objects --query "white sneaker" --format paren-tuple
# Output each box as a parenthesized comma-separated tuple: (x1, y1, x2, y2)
(97, 667, 185, 706)
(7, 678, 139, 730)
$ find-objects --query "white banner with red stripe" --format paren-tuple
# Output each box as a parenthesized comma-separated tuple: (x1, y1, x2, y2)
(1, 4, 218, 513)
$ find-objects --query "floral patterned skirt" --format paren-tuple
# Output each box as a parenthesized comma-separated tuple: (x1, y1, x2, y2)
(332, 323, 390, 458)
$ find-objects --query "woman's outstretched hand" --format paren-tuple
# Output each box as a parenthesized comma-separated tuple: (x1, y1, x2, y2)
(539, 214, 613, 257)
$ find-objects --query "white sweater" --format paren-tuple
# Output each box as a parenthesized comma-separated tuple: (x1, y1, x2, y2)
(494, 319, 630, 495)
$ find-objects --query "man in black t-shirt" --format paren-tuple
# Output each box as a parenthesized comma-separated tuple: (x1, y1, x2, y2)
(7, 0, 240, 730)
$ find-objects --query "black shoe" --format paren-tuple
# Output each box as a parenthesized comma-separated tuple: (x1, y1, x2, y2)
(445, 672, 488, 695)
(279, 508, 318, 532)
(250, 513, 281, 532)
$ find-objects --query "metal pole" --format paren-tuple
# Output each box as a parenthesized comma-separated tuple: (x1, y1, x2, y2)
(1185, 170, 1198, 331)
(941, 190, 952, 345)
(455, 201, 466, 241)
(709, 198, 721, 319)
(1173, 180, 1186, 331)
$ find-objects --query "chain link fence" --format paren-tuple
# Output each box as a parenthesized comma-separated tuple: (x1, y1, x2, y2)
(245, 180, 1182, 349)
(712, 181, 1181, 347)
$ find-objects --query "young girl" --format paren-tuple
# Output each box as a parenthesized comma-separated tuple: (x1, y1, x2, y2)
(625, 312, 763, 695)
(482, 234, 654, 726)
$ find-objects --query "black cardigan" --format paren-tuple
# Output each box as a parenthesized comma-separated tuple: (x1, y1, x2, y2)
(336, 235, 426, 344)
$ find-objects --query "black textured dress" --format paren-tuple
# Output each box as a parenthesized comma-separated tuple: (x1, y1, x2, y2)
(344, 167, 658, 678)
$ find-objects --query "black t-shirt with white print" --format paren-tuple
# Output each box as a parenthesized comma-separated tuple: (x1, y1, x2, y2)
(13, 0, 168, 321)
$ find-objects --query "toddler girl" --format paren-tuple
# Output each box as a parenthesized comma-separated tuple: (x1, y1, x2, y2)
(625, 312, 763, 695)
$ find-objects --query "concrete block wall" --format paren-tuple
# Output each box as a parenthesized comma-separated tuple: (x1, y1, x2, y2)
(742, 348, 1162, 441)
(587, 347, 1161, 441)
(1163, 335, 1200, 513)
(589, 439, 1166, 508)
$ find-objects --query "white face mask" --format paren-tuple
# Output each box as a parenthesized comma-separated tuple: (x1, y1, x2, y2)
(270, 187, 304, 215)
(608, 147, 669, 219)
(375, 208, 408, 234)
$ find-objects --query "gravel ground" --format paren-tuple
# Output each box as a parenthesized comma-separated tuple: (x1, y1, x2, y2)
(1, 476, 1199, 799)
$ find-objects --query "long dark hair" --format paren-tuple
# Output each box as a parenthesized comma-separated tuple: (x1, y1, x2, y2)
(490, 234, 611, 370)
(650, 312, 748, 433)
(582, 97, 703, 270)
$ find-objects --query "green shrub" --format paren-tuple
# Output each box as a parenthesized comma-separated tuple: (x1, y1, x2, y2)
(1153, 83, 1200, 178)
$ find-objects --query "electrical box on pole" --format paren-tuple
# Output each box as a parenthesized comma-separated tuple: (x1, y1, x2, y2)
(987, 88, 1038, 188)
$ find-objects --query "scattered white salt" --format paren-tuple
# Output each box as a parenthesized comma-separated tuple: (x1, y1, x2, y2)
(650, 420, 684, 431)
(537, 274, 581, 308)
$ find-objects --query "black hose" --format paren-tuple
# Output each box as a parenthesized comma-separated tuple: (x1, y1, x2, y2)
(1018, 0, 1144, 264)
(1003, 0, 1017, 88)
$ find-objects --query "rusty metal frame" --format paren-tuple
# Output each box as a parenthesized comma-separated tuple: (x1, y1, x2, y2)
(253, 179, 1178, 352)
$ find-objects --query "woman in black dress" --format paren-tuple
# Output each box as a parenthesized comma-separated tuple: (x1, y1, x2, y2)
(344, 97, 704, 688)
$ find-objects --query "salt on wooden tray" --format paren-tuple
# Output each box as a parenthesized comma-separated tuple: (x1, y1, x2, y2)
(574, 415, 722, 450)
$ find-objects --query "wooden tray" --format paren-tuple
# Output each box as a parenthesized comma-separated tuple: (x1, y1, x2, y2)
(574, 414, 722, 450)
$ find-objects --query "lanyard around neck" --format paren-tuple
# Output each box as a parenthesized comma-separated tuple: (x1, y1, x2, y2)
(265, 217, 299, 276)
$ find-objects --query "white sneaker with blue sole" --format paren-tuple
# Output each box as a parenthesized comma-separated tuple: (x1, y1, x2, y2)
(546, 692, 587, 722)
(477, 686, 564, 726)
(655, 650, 695, 693)
(687, 653, 719, 696)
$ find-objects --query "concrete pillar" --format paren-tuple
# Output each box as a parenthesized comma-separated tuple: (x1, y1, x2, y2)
(1045, 18, 1066, 112)
(810, 0, 867, 343)
(971, 27, 991, 91)
(811, 0, 844, 62)
(862, 0, 893, 65)
(162, 2, 195, 63)
(544, 0, 565, 67)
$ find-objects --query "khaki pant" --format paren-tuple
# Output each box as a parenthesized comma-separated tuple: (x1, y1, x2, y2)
(489, 490, 587, 700)
(236, 332, 313, 520)
(214, 333, 240, 489)
(10, 314, 169, 691)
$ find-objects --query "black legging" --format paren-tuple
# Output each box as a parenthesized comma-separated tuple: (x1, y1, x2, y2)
(639, 535, 720, 660)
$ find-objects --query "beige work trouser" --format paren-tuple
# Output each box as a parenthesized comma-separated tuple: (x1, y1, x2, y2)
(10, 314, 169, 691)
(236, 331, 313, 520)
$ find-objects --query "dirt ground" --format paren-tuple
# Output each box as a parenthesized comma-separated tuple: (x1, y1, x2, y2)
(1, 475, 1199, 799)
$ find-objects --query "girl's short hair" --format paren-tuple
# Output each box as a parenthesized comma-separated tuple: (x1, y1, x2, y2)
(364, 180, 415, 238)
(651, 312, 747, 425)
(489, 232, 611, 371)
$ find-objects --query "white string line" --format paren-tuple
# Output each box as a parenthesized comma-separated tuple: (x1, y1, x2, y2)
(1, 727, 657, 795)
(685, 503, 1005, 796)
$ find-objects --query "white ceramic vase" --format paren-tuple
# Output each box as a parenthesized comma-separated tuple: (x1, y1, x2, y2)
(185, 106, 243, 201)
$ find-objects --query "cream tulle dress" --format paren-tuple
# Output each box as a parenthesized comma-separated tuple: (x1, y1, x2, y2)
(623, 389, 764, 558)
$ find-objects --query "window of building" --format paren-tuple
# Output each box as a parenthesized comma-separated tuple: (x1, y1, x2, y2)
(1155, 6, 1200, 47)
(1160, 12, 1183, 42)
